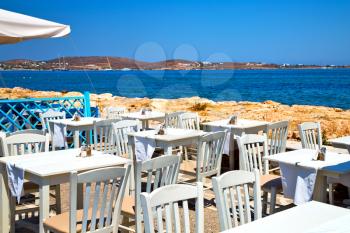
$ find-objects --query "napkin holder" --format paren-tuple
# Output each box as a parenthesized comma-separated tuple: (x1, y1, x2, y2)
(155, 124, 165, 135)
(72, 113, 81, 121)
(228, 115, 238, 125)
(314, 147, 326, 161)
(80, 145, 92, 157)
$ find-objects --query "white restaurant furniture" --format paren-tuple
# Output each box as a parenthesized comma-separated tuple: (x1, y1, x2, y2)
(212, 170, 261, 231)
(43, 165, 131, 233)
(329, 136, 350, 153)
(202, 119, 268, 169)
(128, 128, 205, 157)
(120, 155, 181, 232)
(105, 106, 127, 119)
(121, 111, 165, 130)
(237, 134, 282, 214)
(266, 149, 350, 203)
(181, 131, 226, 184)
(0, 149, 130, 233)
(140, 182, 204, 233)
(49, 117, 102, 148)
(40, 109, 68, 149)
(220, 201, 350, 233)
(298, 122, 322, 150)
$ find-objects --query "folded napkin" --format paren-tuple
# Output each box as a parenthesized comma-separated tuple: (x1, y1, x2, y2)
(134, 136, 156, 161)
(6, 162, 24, 203)
(280, 163, 317, 205)
(53, 123, 66, 148)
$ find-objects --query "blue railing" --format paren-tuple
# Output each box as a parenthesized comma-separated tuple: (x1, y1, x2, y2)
(0, 91, 98, 146)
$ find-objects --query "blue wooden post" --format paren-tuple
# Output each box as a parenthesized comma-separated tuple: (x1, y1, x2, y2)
(83, 91, 91, 117)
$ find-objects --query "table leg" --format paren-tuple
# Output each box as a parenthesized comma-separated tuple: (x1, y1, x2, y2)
(313, 174, 328, 203)
(39, 185, 50, 233)
(0, 166, 11, 233)
(164, 146, 173, 156)
(73, 130, 80, 148)
(229, 133, 235, 170)
(141, 121, 147, 130)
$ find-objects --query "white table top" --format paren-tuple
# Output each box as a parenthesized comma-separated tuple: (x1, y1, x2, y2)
(128, 128, 205, 142)
(121, 111, 165, 120)
(329, 136, 350, 146)
(202, 119, 268, 129)
(267, 149, 350, 175)
(49, 117, 101, 127)
(0, 149, 130, 177)
(221, 201, 350, 233)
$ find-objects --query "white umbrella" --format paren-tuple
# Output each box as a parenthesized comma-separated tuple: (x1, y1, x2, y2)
(0, 8, 70, 44)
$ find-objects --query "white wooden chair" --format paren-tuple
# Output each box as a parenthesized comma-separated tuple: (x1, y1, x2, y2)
(120, 155, 181, 232)
(3, 129, 50, 156)
(164, 111, 186, 128)
(178, 112, 200, 130)
(112, 120, 141, 159)
(2, 130, 61, 212)
(298, 122, 322, 150)
(140, 182, 204, 233)
(212, 170, 262, 231)
(237, 134, 282, 214)
(92, 119, 121, 154)
(181, 131, 227, 186)
(40, 109, 67, 149)
(106, 107, 127, 119)
(178, 112, 201, 159)
(43, 165, 131, 233)
(265, 120, 289, 155)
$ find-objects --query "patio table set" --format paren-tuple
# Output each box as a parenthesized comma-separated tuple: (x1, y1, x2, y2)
(1, 107, 350, 233)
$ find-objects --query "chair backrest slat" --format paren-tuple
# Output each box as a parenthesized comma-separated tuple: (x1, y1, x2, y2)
(265, 120, 289, 155)
(237, 134, 268, 175)
(140, 182, 204, 233)
(298, 122, 322, 150)
(93, 119, 121, 154)
(212, 170, 262, 231)
(165, 111, 186, 128)
(196, 131, 227, 181)
(134, 155, 181, 232)
(178, 112, 200, 130)
(69, 165, 131, 233)
(3, 130, 49, 156)
(112, 120, 140, 159)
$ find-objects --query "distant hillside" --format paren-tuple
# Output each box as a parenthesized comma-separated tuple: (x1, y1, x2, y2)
(0, 56, 349, 70)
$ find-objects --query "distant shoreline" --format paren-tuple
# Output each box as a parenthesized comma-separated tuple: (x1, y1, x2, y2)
(1, 67, 350, 72)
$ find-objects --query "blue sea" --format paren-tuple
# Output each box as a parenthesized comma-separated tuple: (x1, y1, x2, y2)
(0, 69, 349, 109)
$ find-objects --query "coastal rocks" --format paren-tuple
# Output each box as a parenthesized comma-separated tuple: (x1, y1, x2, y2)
(0, 88, 349, 140)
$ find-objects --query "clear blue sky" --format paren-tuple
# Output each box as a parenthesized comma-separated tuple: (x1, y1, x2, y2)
(0, 0, 350, 65)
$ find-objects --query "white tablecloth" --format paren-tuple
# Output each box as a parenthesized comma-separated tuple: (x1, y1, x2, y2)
(268, 149, 350, 204)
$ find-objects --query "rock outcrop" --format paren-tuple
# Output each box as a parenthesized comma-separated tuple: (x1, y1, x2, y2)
(1, 87, 349, 140)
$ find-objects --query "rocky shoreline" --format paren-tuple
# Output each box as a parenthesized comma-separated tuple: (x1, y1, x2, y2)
(1, 87, 349, 141)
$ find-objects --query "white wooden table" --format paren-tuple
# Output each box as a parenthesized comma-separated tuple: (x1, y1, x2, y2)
(267, 149, 350, 203)
(128, 128, 205, 156)
(49, 117, 101, 148)
(0, 149, 130, 233)
(221, 201, 350, 233)
(121, 111, 165, 130)
(329, 136, 350, 153)
(202, 119, 269, 170)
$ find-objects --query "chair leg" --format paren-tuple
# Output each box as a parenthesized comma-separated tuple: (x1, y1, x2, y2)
(55, 185, 61, 214)
(184, 146, 189, 161)
(270, 187, 277, 215)
(328, 183, 334, 204)
(262, 191, 268, 214)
